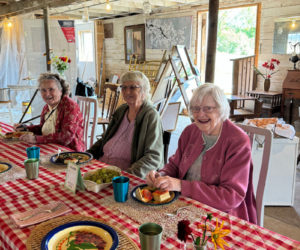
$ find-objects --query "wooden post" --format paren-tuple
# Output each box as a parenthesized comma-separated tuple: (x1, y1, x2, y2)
(95, 20, 105, 97)
(205, 0, 219, 83)
(43, 7, 51, 72)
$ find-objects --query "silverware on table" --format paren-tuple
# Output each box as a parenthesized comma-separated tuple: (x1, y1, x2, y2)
(165, 205, 192, 217)
(18, 203, 63, 221)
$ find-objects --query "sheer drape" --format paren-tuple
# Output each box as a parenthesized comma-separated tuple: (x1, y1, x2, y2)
(0, 17, 27, 88)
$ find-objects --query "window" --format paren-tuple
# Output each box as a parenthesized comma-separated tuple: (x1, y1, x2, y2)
(78, 30, 93, 62)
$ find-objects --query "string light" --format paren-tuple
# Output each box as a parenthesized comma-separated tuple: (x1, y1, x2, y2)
(3, 18, 12, 28)
(106, 0, 111, 11)
(291, 20, 296, 28)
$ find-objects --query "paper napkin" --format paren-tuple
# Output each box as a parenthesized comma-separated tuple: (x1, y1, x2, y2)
(10, 201, 72, 228)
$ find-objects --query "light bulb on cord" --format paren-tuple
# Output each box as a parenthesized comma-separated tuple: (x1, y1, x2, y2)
(3, 17, 12, 28)
(106, 0, 111, 11)
(291, 20, 296, 28)
(82, 7, 89, 22)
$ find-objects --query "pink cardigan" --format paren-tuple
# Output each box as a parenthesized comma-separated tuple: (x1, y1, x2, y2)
(161, 120, 257, 224)
(27, 96, 84, 151)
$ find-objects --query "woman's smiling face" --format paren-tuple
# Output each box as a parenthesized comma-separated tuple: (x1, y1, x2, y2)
(40, 80, 62, 108)
(191, 95, 223, 136)
(121, 81, 144, 107)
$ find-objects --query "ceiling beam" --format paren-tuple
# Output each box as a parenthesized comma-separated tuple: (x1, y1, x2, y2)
(0, 0, 84, 18)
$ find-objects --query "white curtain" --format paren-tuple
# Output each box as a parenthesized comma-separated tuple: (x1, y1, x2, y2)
(0, 17, 27, 88)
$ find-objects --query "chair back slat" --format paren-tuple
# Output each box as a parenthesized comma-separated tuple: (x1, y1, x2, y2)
(75, 96, 98, 150)
(97, 83, 121, 135)
(236, 123, 273, 227)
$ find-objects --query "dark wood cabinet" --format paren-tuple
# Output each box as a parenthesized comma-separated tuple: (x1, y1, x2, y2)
(281, 70, 300, 124)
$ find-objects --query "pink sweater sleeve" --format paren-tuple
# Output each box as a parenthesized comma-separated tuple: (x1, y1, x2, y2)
(181, 137, 252, 212)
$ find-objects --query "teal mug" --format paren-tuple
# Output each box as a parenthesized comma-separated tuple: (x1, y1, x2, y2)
(112, 176, 129, 202)
(26, 146, 40, 159)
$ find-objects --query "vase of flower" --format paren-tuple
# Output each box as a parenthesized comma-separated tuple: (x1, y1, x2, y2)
(254, 58, 280, 92)
(193, 244, 207, 250)
(264, 78, 270, 92)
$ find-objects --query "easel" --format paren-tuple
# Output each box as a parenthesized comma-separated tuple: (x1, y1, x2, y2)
(18, 89, 40, 124)
(151, 45, 200, 118)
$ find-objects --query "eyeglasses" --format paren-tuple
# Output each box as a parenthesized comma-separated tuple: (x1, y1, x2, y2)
(120, 85, 141, 91)
(190, 106, 217, 114)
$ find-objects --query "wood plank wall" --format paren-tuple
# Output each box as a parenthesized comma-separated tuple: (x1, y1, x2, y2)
(100, 0, 300, 92)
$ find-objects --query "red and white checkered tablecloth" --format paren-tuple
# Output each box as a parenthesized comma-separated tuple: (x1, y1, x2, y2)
(0, 122, 300, 250)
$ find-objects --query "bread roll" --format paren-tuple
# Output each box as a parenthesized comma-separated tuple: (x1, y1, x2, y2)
(152, 190, 171, 202)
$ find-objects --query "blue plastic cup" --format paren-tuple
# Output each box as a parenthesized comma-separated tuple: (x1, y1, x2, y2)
(112, 176, 130, 202)
(26, 146, 40, 159)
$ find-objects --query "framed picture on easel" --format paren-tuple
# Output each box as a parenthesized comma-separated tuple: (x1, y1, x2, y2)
(124, 24, 145, 64)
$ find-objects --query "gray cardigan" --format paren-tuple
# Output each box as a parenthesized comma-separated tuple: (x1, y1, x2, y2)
(87, 101, 164, 179)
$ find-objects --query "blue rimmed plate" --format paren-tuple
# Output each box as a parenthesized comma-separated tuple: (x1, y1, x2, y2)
(50, 152, 93, 165)
(131, 184, 179, 206)
(41, 221, 119, 250)
(0, 162, 12, 174)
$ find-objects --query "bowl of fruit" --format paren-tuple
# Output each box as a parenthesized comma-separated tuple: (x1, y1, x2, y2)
(83, 165, 121, 193)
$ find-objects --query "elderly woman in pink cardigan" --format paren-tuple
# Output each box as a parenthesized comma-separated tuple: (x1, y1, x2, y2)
(146, 83, 257, 224)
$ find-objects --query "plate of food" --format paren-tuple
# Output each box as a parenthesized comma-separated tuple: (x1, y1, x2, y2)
(41, 221, 119, 250)
(131, 184, 179, 206)
(0, 162, 12, 174)
(50, 152, 93, 165)
(3, 131, 33, 140)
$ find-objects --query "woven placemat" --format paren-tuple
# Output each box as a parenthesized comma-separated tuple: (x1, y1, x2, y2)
(39, 154, 68, 173)
(101, 187, 205, 239)
(26, 214, 139, 250)
(0, 138, 21, 144)
(0, 158, 26, 183)
(39, 154, 90, 173)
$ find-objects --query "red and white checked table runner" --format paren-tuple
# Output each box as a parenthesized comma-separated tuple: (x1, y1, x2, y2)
(0, 122, 299, 249)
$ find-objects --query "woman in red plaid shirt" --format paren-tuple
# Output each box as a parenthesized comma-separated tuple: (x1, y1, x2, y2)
(14, 73, 84, 151)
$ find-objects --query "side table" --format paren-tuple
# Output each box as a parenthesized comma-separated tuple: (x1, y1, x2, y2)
(247, 90, 282, 117)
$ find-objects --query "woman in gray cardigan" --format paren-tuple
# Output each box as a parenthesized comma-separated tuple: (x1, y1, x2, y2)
(87, 71, 164, 179)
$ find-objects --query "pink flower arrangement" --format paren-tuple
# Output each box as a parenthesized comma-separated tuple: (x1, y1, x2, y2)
(254, 58, 280, 79)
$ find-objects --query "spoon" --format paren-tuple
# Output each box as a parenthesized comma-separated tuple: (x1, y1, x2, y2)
(55, 148, 61, 161)
(165, 205, 192, 217)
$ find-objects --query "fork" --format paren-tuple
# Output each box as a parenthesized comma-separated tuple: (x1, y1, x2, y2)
(165, 205, 192, 217)
(18, 203, 63, 221)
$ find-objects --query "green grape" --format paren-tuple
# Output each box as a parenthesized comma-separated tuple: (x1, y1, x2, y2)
(86, 168, 120, 184)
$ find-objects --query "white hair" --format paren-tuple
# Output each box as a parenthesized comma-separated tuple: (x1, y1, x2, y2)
(189, 83, 230, 121)
(120, 71, 151, 100)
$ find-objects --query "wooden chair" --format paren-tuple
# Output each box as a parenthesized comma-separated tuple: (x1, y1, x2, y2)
(97, 83, 121, 134)
(75, 96, 98, 150)
(236, 123, 273, 227)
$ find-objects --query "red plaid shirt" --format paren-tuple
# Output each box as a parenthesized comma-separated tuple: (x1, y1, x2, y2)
(27, 96, 85, 151)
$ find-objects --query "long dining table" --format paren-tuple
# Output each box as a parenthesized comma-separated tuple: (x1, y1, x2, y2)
(0, 121, 300, 250)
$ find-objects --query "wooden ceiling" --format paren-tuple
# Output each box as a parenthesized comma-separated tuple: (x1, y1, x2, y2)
(0, 0, 206, 20)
